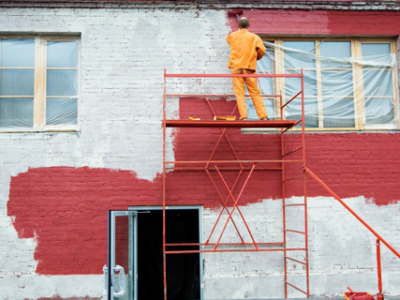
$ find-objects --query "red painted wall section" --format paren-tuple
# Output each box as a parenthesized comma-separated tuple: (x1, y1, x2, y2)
(7, 98, 400, 275)
(176, 98, 400, 207)
(8, 168, 161, 275)
(227, 10, 400, 35)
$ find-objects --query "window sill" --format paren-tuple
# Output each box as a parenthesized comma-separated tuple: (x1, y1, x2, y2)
(0, 126, 80, 133)
(242, 126, 399, 133)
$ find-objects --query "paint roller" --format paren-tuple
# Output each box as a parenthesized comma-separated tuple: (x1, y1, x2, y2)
(227, 9, 243, 21)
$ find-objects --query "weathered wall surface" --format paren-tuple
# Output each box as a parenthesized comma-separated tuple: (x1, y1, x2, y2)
(0, 3, 400, 300)
(0, 5, 230, 299)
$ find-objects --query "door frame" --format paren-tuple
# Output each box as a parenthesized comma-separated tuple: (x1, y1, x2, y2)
(107, 210, 136, 300)
(129, 205, 204, 300)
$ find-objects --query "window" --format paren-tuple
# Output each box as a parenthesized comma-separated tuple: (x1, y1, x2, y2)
(0, 36, 79, 131)
(249, 38, 399, 131)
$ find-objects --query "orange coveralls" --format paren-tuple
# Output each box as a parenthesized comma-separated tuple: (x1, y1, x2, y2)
(226, 29, 268, 120)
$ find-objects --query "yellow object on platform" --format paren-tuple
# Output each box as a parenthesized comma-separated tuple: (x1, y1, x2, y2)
(214, 116, 237, 120)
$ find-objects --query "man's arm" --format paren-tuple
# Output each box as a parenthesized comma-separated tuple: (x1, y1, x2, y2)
(256, 38, 266, 60)
(226, 34, 232, 45)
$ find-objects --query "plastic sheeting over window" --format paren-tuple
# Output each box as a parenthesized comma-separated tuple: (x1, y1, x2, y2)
(0, 39, 35, 128)
(249, 40, 398, 130)
(0, 38, 78, 130)
(46, 41, 78, 126)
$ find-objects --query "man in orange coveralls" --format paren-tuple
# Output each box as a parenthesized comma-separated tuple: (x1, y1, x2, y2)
(226, 17, 269, 120)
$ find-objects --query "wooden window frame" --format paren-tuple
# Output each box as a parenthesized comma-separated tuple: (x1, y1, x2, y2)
(0, 35, 80, 132)
(245, 37, 399, 132)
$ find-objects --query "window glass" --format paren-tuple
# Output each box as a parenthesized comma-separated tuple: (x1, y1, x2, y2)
(47, 41, 78, 68)
(284, 41, 315, 69)
(1, 39, 35, 67)
(46, 70, 78, 96)
(321, 70, 353, 97)
(322, 98, 355, 128)
(46, 40, 78, 126)
(320, 42, 351, 69)
(362, 43, 394, 125)
(283, 42, 318, 128)
(319, 42, 355, 128)
(46, 98, 77, 125)
(1, 70, 34, 96)
(365, 98, 394, 125)
(0, 39, 35, 128)
(287, 98, 319, 128)
(0, 98, 33, 128)
(362, 43, 390, 56)
(286, 70, 317, 97)
(363, 70, 393, 97)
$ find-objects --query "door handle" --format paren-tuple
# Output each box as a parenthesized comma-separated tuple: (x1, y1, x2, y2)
(113, 265, 126, 298)
(102, 265, 126, 298)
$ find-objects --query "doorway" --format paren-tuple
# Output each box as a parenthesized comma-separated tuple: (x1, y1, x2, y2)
(134, 207, 202, 300)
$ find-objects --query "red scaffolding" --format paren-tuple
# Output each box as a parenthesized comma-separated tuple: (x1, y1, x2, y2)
(161, 69, 400, 300)
(162, 70, 309, 299)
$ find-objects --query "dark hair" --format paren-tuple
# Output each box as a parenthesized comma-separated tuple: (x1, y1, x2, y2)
(239, 18, 249, 28)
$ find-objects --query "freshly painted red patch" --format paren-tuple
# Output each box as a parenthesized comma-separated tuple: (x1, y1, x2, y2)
(227, 10, 400, 35)
(176, 98, 400, 206)
(8, 168, 160, 274)
(7, 98, 400, 275)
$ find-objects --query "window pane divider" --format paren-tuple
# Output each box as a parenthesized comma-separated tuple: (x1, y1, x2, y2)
(34, 37, 46, 128)
(47, 67, 78, 70)
(390, 40, 400, 128)
(321, 96, 355, 99)
(320, 68, 353, 71)
(352, 39, 366, 130)
(0, 95, 34, 98)
(46, 96, 78, 98)
(285, 68, 315, 71)
(275, 39, 285, 119)
(0, 67, 35, 70)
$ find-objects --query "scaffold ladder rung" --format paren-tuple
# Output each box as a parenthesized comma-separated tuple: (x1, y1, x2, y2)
(283, 176, 303, 183)
(285, 229, 306, 234)
(285, 256, 307, 265)
(286, 282, 307, 295)
(282, 146, 303, 158)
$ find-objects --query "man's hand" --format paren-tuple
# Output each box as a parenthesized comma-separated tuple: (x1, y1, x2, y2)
(256, 48, 264, 60)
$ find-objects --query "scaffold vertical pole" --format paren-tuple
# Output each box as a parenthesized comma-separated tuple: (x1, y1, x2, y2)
(301, 69, 310, 298)
(163, 68, 168, 300)
(280, 93, 288, 299)
(376, 239, 383, 299)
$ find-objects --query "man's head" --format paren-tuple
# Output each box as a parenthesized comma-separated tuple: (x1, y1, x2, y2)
(238, 17, 249, 29)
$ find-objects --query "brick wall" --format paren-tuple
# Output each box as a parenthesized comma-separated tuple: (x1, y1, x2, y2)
(0, 3, 400, 300)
